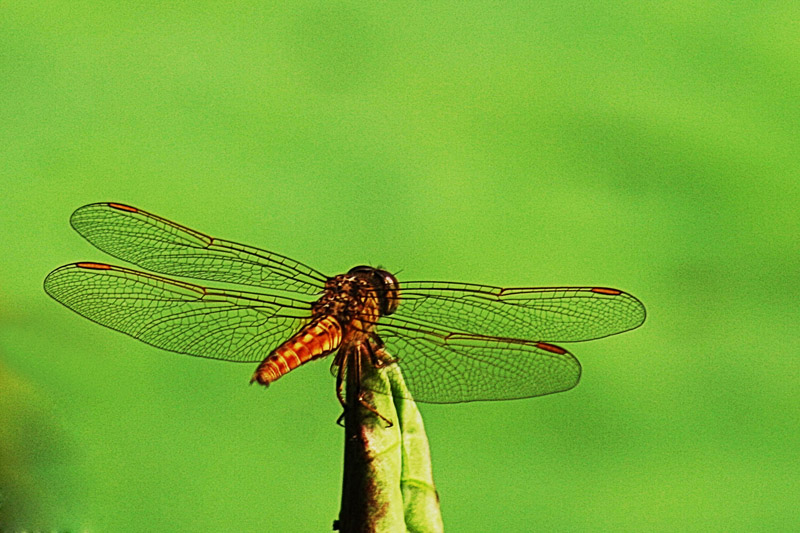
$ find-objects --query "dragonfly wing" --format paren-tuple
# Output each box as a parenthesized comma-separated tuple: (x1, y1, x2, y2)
(44, 263, 312, 362)
(69, 203, 327, 294)
(377, 317, 581, 403)
(394, 282, 646, 342)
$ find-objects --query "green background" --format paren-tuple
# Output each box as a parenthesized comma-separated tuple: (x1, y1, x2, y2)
(1, 2, 797, 531)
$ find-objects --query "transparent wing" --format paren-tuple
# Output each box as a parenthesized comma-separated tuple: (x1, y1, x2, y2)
(393, 282, 646, 343)
(44, 262, 314, 362)
(69, 202, 328, 294)
(377, 317, 581, 403)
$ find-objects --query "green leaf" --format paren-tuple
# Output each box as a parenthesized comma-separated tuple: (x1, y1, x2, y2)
(337, 357, 443, 533)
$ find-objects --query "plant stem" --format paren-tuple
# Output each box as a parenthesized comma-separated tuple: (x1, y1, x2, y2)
(335, 355, 443, 533)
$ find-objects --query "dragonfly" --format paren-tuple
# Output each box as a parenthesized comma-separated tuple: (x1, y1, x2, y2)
(44, 202, 646, 419)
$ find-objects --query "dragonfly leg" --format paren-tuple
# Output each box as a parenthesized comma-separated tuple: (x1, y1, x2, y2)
(335, 358, 347, 410)
(335, 351, 348, 427)
(355, 394, 393, 427)
(354, 344, 393, 427)
(367, 334, 397, 368)
(335, 344, 393, 427)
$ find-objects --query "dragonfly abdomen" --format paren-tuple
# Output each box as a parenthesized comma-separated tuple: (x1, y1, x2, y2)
(251, 316, 343, 386)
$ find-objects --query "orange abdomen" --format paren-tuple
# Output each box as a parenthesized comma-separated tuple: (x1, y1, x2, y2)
(251, 316, 343, 386)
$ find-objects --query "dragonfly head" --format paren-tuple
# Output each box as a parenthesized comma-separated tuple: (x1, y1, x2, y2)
(347, 265, 400, 316)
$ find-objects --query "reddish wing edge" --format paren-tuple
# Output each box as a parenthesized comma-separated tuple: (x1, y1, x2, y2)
(76, 262, 112, 270)
(108, 203, 138, 213)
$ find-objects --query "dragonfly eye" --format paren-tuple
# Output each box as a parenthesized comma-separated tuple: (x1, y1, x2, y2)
(375, 269, 400, 316)
(347, 266, 400, 316)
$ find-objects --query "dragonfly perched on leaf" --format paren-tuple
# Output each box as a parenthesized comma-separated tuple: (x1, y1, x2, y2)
(44, 203, 646, 419)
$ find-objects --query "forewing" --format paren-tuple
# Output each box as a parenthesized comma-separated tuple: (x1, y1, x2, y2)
(44, 263, 312, 362)
(394, 282, 646, 343)
(69, 202, 327, 294)
(377, 317, 581, 403)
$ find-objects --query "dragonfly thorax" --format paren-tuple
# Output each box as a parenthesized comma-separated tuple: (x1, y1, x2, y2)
(312, 267, 400, 335)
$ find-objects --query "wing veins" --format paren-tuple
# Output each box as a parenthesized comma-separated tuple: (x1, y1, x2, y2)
(69, 202, 328, 293)
(43, 262, 313, 363)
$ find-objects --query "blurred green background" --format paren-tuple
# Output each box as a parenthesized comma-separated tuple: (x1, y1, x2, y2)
(1, 2, 797, 531)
